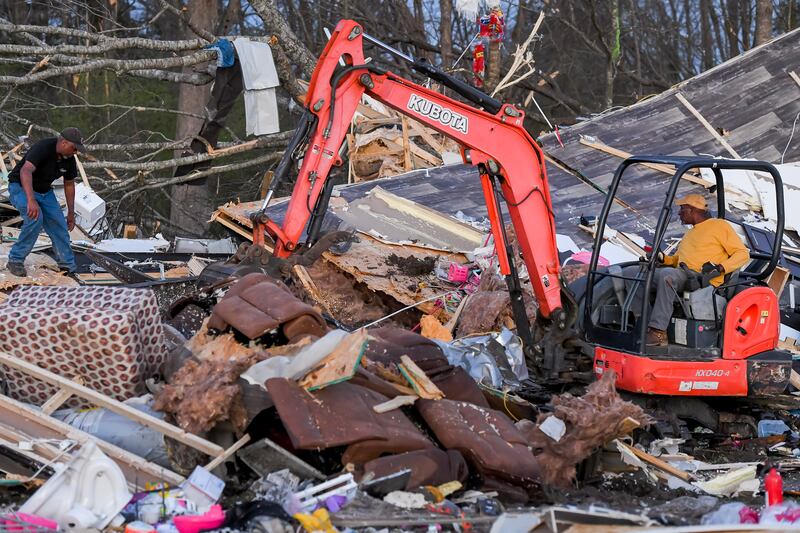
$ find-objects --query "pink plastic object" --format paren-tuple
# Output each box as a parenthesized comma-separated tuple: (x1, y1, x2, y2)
(173, 505, 225, 533)
(570, 251, 609, 266)
(2, 512, 58, 531)
(448, 263, 470, 283)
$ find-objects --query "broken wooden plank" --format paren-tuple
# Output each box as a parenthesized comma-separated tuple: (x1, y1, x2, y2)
(408, 119, 445, 154)
(444, 294, 469, 334)
(578, 137, 758, 208)
(767, 266, 791, 298)
(617, 440, 693, 481)
(0, 352, 224, 458)
(399, 355, 444, 400)
(74, 155, 91, 188)
(790, 70, 800, 90)
(0, 392, 184, 488)
(299, 329, 368, 391)
(204, 433, 251, 471)
(790, 369, 800, 390)
(373, 395, 418, 413)
(293, 264, 334, 317)
(40, 387, 74, 415)
(384, 137, 442, 167)
(675, 92, 741, 159)
(401, 115, 413, 171)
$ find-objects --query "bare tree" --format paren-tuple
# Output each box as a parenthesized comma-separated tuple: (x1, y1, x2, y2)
(755, 0, 774, 45)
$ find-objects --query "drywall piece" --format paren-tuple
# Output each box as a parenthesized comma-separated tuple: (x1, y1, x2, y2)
(94, 235, 169, 253)
(173, 237, 238, 254)
(20, 439, 131, 532)
(0, 227, 51, 252)
(242, 330, 349, 388)
(331, 186, 484, 252)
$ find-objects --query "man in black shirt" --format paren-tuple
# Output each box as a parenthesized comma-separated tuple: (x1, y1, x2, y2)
(5, 128, 84, 277)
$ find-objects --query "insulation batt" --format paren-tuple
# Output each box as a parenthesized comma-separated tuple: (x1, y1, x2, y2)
(518, 370, 650, 487)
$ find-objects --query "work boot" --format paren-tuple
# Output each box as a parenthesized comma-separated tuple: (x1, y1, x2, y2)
(646, 327, 667, 346)
(6, 262, 26, 277)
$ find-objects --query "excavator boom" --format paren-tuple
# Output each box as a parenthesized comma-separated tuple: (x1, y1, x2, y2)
(259, 20, 564, 324)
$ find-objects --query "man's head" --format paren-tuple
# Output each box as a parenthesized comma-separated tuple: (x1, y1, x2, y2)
(57, 127, 85, 157)
(675, 193, 710, 225)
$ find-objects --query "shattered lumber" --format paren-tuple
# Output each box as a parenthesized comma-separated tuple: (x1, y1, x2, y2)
(398, 355, 445, 400)
(0, 392, 183, 488)
(0, 351, 241, 466)
(616, 441, 694, 482)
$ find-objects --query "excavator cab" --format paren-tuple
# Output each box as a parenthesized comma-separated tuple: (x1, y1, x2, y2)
(582, 156, 791, 396)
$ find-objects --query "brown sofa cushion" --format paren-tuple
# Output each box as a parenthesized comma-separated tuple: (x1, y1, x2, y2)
(416, 399, 540, 492)
(267, 378, 434, 465)
(208, 273, 326, 341)
(360, 449, 469, 490)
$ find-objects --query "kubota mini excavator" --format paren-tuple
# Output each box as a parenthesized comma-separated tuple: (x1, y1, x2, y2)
(244, 20, 792, 401)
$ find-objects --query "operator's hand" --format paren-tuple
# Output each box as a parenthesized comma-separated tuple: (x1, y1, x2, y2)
(701, 261, 724, 275)
(26, 199, 39, 220)
(66, 212, 75, 231)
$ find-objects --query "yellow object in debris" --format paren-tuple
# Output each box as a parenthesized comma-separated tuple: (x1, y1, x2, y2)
(437, 480, 462, 497)
(419, 314, 453, 342)
(294, 508, 338, 533)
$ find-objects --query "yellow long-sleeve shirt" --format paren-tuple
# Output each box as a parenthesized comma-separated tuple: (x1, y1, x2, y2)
(662, 218, 750, 286)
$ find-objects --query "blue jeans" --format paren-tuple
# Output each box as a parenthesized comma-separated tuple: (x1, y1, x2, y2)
(8, 182, 77, 271)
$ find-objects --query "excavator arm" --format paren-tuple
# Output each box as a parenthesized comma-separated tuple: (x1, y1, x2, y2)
(255, 20, 576, 375)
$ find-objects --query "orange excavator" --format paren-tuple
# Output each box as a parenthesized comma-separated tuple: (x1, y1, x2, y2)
(247, 20, 791, 401)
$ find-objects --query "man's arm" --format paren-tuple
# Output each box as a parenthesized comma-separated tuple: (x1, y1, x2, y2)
(19, 161, 39, 220)
(662, 254, 677, 267)
(719, 225, 750, 274)
(63, 179, 75, 231)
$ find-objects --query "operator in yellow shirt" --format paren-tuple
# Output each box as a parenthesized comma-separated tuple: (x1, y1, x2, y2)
(645, 193, 750, 346)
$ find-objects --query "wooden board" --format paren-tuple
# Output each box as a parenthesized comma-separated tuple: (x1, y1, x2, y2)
(767, 266, 791, 298)
(399, 355, 444, 400)
(373, 395, 417, 413)
(0, 352, 224, 458)
(299, 329, 368, 391)
(0, 392, 184, 488)
(321, 235, 456, 318)
(616, 441, 693, 481)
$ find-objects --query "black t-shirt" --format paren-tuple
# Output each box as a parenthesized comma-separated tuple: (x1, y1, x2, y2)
(8, 137, 77, 193)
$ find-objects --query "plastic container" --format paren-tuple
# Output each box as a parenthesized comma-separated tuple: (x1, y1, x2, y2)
(757, 419, 790, 438)
(172, 505, 225, 533)
(765, 468, 784, 506)
(448, 263, 470, 283)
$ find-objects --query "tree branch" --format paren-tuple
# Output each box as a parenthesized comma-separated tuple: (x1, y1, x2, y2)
(0, 50, 215, 86)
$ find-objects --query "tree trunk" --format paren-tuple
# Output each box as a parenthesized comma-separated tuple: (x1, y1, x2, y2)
(439, 0, 453, 67)
(726, 0, 740, 57)
(169, 0, 217, 237)
(605, 0, 621, 109)
(700, 0, 714, 70)
(485, 40, 501, 93)
(755, 0, 773, 45)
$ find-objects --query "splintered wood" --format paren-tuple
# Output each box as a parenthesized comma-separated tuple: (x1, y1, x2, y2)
(300, 329, 368, 391)
(398, 355, 444, 400)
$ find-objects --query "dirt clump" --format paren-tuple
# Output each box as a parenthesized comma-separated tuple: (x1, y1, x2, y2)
(385, 253, 436, 276)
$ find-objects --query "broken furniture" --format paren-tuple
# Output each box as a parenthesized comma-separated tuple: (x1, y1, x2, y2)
(207, 272, 327, 342)
(267, 378, 435, 465)
(416, 398, 541, 500)
(0, 285, 166, 406)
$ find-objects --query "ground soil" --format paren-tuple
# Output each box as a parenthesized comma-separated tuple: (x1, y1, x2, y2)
(385, 253, 436, 276)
